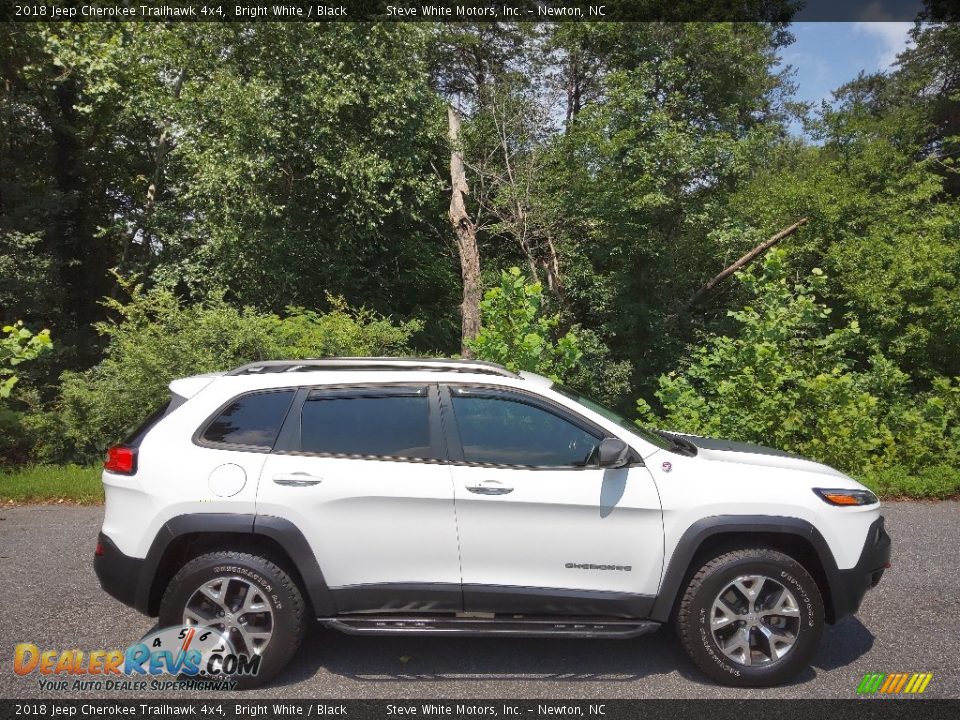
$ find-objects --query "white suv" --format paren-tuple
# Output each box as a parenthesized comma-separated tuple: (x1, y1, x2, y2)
(94, 358, 890, 688)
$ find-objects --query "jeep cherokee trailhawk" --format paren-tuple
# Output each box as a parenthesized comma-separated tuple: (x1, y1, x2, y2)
(93, 358, 891, 687)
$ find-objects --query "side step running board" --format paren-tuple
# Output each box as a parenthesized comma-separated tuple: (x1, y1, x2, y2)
(322, 615, 661, 639)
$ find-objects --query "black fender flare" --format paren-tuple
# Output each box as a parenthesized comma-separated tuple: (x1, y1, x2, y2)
(649, 515, 843, 623)
(136, 513, 336, 616)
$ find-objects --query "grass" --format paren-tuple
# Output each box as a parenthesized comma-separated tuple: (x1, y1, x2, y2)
(0, 464, 103, 504)
(0, 463, 957, 505)
(858, 464, 960, 501)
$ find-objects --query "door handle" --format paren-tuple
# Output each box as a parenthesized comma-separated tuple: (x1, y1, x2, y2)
(465, 480, 514, 495)
(272, 472, 323, 487)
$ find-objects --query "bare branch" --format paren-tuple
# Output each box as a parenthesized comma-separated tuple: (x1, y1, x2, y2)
(678, 218, 809, 314)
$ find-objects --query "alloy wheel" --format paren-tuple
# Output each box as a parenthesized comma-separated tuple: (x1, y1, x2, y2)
(183, 576, 274, 655)
(710, 574, 801, 666)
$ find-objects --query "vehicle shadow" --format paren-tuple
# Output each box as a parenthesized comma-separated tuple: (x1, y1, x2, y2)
(269, 624, 690, 688)
(812, 616, 875, 671)
(267, 616, 876, 690)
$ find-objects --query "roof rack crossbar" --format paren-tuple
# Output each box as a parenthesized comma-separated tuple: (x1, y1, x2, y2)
(226, 357, 519, 378)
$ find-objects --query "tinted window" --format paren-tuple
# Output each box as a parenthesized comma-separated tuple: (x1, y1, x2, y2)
(122, 399, 172, 447)
(300, 395, 432, 458)
(451, 395, 599, 467)
(202, 390, 295, 449)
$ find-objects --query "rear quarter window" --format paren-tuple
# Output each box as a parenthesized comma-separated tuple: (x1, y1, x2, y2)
(122, 397, 180, 447)
(199, 390, 296, 450)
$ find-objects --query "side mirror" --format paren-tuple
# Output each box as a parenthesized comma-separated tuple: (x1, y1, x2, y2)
(597, 437, 631, 468)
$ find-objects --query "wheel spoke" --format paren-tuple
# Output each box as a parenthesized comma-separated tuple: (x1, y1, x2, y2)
(233, 625, 272, 655)
(756, 624, 796, 661)
(199, 581, 229, 613)
(721, 628, 753, 666)
(711, 597, 740, 630)
(733, 576, 766, 613)
(761, 587, 801, 618)
(240, 585, 268, 614)
(183, 607, 214, 625)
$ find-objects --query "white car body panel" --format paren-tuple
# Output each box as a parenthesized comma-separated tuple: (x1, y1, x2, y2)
(451, 464, 664, 597)
(256, 453, 461, 589)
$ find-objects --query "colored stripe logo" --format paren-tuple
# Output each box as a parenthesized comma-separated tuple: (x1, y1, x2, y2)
(857, 672, 933, 694)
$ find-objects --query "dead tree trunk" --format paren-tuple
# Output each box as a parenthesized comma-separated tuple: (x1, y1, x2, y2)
(447, 105, 482, 357)
(678, 218, 808, 314)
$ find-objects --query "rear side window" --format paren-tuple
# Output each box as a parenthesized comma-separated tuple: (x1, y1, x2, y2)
(300, 393, 432, 459)
(201, 390, 295, 450)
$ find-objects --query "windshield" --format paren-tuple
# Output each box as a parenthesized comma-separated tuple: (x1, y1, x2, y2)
(551, 384, 673, 451)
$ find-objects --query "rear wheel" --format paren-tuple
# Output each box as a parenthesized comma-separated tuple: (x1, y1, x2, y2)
(159, 551, 305, 688)
(676, 548, 824, 687)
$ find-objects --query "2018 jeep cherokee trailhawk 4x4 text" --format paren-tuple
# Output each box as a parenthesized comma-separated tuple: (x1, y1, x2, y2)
(93, 357, 891, 687)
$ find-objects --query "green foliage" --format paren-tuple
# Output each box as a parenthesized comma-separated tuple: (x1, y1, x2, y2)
(466, 268, 581, 383)
(859, 465, 960, 501)
(637, 250, 960, 476)
(0, 464, 103, 505)
(32, 281, 420, 462)
(1, 321, 52, 400)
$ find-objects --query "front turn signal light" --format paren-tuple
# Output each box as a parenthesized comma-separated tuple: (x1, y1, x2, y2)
(813, 488, 878, 506)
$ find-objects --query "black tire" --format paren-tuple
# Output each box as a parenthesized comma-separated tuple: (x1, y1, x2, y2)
(675, 547, 824, 687)
(159, 551, 305, 688)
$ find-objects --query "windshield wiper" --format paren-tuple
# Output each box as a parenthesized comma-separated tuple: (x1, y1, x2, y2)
(655, 430, 698, 457)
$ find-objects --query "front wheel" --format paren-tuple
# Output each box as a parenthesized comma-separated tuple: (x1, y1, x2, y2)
(159, 551, 305, 688)
(676, 548, 824, 687)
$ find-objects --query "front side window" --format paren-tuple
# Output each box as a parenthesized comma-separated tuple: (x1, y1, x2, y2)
(451, 394, 600, 467)
(300, 393, 432, 459)
(201, 390, 296, 449)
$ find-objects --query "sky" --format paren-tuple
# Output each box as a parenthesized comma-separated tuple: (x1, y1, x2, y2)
(780, 22, 916, 135)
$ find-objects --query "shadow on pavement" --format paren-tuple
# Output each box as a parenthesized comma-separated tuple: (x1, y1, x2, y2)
(269, 624, 691, 688)
(266, 617, 874, 690)
(813, 617, 875, 671)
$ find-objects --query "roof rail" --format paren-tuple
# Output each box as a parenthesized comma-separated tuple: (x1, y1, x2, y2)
(226, 357, 519, 378)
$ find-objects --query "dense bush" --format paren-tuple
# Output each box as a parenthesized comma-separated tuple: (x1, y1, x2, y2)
(1, 321, 52, 400)
(0, 321, 53, 466)
(26, 282, 421, 462)
(637, 250, 960, 478)
(467, 267, 581, 382)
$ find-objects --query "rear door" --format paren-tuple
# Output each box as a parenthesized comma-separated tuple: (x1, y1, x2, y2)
(256, 384, 463, 613)
(442, 385, 664, 617)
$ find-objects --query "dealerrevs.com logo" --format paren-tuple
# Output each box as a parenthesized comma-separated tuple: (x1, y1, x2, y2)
(857, 672, 934, 695)
(13, 626, 260, 692)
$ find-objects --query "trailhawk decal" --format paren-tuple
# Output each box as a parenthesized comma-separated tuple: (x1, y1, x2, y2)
(565, 563, 633, 571)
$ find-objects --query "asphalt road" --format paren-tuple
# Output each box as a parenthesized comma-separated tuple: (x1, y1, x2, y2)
(0, 502, 957, 700)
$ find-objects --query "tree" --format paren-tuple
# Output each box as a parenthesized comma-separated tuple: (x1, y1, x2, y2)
(639, 251, 910, 475)
(467, 267, 580, 382)
(447, 104, 482, 355)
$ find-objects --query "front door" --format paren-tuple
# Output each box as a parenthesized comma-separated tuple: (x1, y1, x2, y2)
(442, 385, 664, 618)
(257, 384, 462, 613)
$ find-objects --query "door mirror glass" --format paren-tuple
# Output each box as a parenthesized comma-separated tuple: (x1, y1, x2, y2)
(597, 437, 631, 468)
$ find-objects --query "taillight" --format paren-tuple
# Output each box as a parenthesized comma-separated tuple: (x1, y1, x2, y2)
(94, 541, 105, 557)
(104, 446, 137, 475)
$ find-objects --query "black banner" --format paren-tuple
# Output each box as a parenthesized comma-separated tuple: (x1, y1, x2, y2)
(2, 700, 960, 720)
(0, 0, 950, 24)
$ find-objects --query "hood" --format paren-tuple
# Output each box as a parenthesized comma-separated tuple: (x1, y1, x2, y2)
(665, 432, 850, 480)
